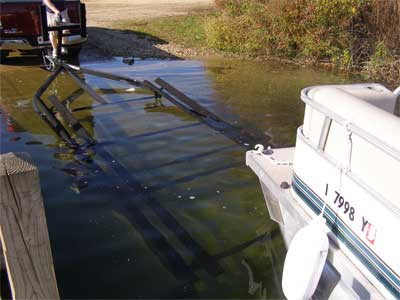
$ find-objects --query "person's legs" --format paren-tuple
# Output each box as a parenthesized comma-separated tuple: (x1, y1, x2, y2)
(46, 10, 70, 56)
(46, 12, 58, 57)
(50, 33, 58, 56)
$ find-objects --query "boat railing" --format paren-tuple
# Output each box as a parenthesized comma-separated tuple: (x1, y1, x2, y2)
(300, 86, 400, 163)
(299, 85, 400, 217)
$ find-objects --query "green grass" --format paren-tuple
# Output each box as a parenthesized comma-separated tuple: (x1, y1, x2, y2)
(114, 14, 210, 48)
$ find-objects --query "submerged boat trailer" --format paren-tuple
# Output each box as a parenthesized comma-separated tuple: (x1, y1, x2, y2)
(34, 22, 271, 148)
(29, 25, 286, 295)
(34, 22, 272, 150)
(33, 60, 271, 149)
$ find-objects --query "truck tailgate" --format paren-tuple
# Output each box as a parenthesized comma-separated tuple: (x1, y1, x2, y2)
(0, 1, 82, 40)
(0, 2, 42, 37)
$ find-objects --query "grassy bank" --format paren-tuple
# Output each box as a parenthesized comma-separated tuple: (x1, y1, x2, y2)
(113, 14, 209, 48)
(205, 0, 399, 86)
(115, 1, 399, 86)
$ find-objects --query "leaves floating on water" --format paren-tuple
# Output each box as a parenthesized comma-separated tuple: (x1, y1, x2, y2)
(70, 179, 89, 194)
(70, 184, 80, 194)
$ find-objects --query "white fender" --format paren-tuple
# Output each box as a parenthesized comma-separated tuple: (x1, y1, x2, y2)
(282, 216, 329, 300)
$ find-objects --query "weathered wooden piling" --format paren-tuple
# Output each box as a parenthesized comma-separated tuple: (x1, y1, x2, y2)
(0, 152, 59, 299)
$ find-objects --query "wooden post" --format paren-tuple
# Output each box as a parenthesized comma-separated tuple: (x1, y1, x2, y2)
(0, 153, 59, 299)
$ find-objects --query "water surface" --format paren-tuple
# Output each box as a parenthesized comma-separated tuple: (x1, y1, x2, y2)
(0, 56, 356, 299)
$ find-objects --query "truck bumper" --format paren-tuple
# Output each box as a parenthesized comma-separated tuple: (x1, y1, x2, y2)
(0, 35, 87, 51)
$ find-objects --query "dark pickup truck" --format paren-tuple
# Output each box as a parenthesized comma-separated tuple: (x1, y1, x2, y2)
(0, 0, 86, 61)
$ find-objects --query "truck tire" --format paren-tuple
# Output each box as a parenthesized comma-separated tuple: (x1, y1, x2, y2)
(67, 45, 82, 58)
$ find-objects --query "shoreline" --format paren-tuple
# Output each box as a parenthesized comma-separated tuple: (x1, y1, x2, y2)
(81, 1, 398, 88)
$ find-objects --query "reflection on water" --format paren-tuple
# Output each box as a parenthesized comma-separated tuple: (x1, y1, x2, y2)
(0, 57, 357, 299)
(203, 59, 354, 146)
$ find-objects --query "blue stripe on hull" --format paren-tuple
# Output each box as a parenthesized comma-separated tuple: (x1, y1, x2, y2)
(292, 174, 400, 298)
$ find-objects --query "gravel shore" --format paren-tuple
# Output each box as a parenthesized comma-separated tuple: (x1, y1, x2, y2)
(81, 0, 215, 60)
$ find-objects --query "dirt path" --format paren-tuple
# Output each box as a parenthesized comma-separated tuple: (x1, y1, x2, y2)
(82, 0, 215, 60)
(85, 0, 214, 27)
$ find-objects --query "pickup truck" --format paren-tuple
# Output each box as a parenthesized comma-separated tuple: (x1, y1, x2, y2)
(0, 0, 87, 62)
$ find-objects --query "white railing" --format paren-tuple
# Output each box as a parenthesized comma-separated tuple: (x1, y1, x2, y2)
(300, 85, 400, 162)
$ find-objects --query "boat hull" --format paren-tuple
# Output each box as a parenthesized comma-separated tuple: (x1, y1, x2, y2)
(246, 148, 393, 299)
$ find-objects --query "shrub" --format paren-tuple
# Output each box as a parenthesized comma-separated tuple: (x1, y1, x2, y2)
(205, 14, 269, 53)
(361, 0, 400, 54)
(361, 41, 399, 86)
(207, 0, 399, 82)
(214, 0, 249, 16)
(207, 0, 364, 60)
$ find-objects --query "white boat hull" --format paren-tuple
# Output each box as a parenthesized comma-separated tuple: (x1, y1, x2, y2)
(247, 148, 389, 299)
(247, 83, 400, 299)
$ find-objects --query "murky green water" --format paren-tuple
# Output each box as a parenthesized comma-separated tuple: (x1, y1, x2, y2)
(0, 56, 357, 299)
